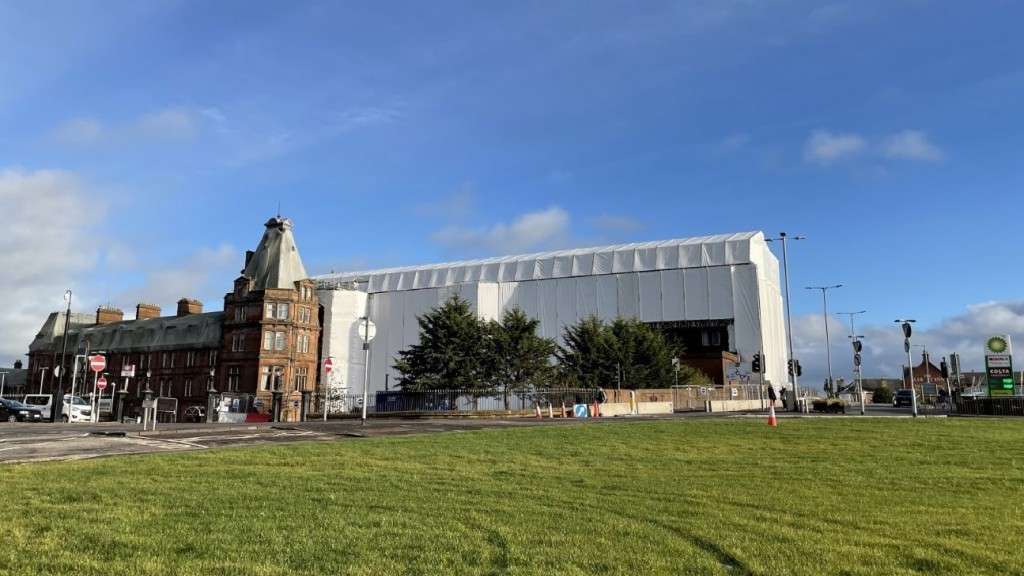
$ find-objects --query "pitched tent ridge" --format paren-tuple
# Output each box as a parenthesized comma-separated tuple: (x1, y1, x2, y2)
(315, 231, 765, 293)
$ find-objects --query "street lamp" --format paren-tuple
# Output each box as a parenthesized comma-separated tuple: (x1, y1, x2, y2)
(52, 289, 73, 422)
(805, 284, 842, 396)
(207, 367, 217, 424)
(894, 319, 918, 417)
(765, 233, 805, 410)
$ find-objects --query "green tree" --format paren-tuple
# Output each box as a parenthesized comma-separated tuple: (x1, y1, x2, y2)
(489, 308, 556, 408)
(872, 383, 893, 404)
(557, 316, 707, 390)
(555, 316, 617, 388)
(394, 295, 495, 394)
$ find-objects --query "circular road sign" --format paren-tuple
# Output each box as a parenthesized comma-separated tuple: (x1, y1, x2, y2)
(323, 358, 334, 374)
(96, 376, 108, 391)
(89, 355, 106, 373)
(358, 320, 377, 342)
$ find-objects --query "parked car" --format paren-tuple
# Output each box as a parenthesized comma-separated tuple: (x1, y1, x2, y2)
(893, 389, 919, 407)
(0, 398, 44, 422)
(21, 394, 93, 422)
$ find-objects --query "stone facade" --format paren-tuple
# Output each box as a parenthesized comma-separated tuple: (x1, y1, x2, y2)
(26, 216, 320, 423)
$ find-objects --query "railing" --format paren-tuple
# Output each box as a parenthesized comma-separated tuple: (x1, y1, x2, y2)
(321, 388, 604, 416)
(954, 396, 1024, 416)
(671, 384, 765, 412)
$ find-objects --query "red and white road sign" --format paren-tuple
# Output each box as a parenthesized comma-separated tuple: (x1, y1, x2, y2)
(323, 358, 334, 374)
(89, 355, 106, 373)
(96, 376, 108, 391)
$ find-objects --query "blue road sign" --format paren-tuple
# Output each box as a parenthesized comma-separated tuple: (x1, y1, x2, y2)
(573, 404, 589, 418)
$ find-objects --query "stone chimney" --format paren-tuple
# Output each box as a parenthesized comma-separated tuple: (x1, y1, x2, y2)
(177, 298, 203, 317)
(96, 306, 124, 325)
(136, 303, 161, 320)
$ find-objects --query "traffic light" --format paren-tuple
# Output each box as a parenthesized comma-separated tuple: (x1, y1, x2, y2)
(752, 353, 761, 374)
(796, 360, 803, 377)
(940, 359, 950, 380)
(787, 359, 794, 377)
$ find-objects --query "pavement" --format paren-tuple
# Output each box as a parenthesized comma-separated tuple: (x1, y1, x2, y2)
(0, 405, 933, 464)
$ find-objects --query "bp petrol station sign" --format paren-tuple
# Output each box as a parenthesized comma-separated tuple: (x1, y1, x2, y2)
(985, 336, 1014, 397)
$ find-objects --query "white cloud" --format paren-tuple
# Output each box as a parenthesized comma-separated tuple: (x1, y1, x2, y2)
(803, 130, 866, 164)
(114, 244, 238, 315)
(133, 107, 199, 140)
(0, 169, 102, 360)
(432, 206, 570, 255)
(791, 301, 1024, 390)
(51, 106, 201, 147)
(591, 214, 644, 234)
(715, 133, 751, 154)
(416, 182, 476, 220)
(331, 106, 402, 132)
(882, 130, 944, 162)
(52, 118, 104, 145)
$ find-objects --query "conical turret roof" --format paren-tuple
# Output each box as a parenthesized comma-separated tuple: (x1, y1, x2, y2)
(243, 217, 309, 290)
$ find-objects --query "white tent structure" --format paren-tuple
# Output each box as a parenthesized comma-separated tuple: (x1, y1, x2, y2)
(315, 231, 788, 399)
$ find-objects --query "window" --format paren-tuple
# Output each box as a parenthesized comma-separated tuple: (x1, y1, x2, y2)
(161, 353, 170, 368)
(261, 366, 283, 390)
(208, 350, 217, 366)
(185, 351, 196, 367)
(263, 331, 273, 351)
(232, 334, 245, 352)
(294, 367, 307, 391)
(234, 305, 245, 322)
(227, 367, 240, 392)
(170, 353, 176, 368)
(184, 378, 193, 397)
(298, 307, 311, 324)
(297, 333, 310, 354)
(276, 302, 289, 320)
(274, 331, 286, 351)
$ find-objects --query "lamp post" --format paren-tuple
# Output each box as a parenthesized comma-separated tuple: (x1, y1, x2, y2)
(895, 319, 918, 417)
(765, 233, 805, 410)
(272, 367, 283, 422)
(207, 367, 217, 424)
(805, 284, 843, 396)
(51, 289, 73, 422)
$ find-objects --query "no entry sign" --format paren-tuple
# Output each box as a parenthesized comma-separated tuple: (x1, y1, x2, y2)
(323, 357, 334, 374)
(89, 355, 106, 373)
(96, 376, 108, 391)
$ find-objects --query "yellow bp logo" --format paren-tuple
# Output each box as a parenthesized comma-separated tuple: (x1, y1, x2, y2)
(986, 336, 1009, 354)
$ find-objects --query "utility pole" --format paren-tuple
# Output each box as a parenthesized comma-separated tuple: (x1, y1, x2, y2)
(52, 289, 73, 422)
(765, 233, 805, 411)
(806, 284, 842, 396)
(837, 310, 867, 413)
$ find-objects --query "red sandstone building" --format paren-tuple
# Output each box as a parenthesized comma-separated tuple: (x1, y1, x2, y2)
(27, 217, 320, 422)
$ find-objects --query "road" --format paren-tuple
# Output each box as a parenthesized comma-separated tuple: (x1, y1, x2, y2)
(0, 405, 938, 464)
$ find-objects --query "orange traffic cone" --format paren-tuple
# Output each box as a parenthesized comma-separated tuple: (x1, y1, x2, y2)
(768, 404, 778, 427)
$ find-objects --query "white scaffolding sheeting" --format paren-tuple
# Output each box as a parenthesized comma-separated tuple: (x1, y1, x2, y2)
(315, 231, 789, 393)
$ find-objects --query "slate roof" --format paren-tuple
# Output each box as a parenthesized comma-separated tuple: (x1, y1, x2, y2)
(30, 312, 223, 354)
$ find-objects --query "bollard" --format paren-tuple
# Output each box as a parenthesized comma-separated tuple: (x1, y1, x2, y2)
(535, 405, 542, 419)
(547, 403, 554, 418)
(592, 400, 599, 418)
(561, 402, 567, 417)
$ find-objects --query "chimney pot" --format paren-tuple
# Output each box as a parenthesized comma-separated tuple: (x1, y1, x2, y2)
(136, 303, 161, 320)
(96, 306, 124, 325)
(176, 298, 203, 317)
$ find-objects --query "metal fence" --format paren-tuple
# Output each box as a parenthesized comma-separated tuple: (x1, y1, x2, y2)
(953, 396, 1024, 416)
(322, 388, 605, 416)
(671, 384, 765, 412)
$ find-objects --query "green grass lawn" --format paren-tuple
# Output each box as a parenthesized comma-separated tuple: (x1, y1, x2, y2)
(2, 418, 1024, 575)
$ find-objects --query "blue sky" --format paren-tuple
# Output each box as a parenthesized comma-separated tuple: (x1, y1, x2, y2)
(2, 1, 1023, 384)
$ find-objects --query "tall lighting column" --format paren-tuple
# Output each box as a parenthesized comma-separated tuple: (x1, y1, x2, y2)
(805, 284, 843, 396)
(765, 233, 805, 410)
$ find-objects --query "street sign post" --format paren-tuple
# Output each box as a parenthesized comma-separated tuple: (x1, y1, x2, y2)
(358, 320, 377, 342)
(89, 355, 106, 373)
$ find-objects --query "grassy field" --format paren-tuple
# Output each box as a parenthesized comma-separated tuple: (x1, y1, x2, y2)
(1, 418, 1023, 575)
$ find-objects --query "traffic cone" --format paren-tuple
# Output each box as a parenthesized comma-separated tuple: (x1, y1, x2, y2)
(767, 404, 778, 427)
(535, 405, 542, 419)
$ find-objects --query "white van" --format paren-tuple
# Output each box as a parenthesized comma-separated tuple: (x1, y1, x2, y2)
(21, 394, 93, 423)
